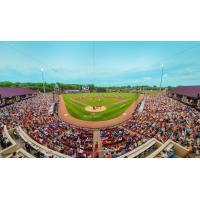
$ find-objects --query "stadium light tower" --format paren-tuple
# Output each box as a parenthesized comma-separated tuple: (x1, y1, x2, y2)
(41, 68, 46, 95)
(159, 64, 164, 91)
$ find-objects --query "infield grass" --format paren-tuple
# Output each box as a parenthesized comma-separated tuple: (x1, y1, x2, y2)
(63, 92, 139, 121)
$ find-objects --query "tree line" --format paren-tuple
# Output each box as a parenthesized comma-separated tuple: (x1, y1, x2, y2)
(0, 81, 171, 92)
(0, 81, 95, 92)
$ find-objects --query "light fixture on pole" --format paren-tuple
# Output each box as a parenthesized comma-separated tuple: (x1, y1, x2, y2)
(159, 64, 164, 91)
(41, 68, 46, 95)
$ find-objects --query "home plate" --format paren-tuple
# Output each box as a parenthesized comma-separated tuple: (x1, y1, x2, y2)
(123, 113, 127, 115)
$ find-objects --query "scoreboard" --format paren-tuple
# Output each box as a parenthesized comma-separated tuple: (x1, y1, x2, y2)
(82, 85, 90, 92)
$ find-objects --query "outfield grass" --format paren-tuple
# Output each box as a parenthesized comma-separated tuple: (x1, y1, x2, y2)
(63, 92, 139, 121)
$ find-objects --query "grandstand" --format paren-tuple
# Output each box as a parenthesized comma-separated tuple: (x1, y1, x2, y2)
(0, 88, 199, 158)
(169, 86, 200, 109)
(0, 87, 35, 106)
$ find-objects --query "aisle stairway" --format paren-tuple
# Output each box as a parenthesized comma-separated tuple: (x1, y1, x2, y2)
(93, 131, 104, 158)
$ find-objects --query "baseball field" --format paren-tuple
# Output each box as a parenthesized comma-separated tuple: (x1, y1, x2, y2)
(63, 92, 139, 121)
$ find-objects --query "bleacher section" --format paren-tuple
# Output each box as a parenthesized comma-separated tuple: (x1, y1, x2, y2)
(17, 126, 70, 158)
(119, 138, 162, 158)
(147, 139, 189, 158)
(0, 126, 17, 157)
(7, 148, 35, 158)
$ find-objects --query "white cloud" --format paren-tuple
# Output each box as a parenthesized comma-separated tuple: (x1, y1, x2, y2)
(132, 76, 153, 85)
(143, 76, 152, 81)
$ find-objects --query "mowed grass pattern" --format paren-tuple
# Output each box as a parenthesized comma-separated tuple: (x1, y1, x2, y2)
(63, 93, 139, 121)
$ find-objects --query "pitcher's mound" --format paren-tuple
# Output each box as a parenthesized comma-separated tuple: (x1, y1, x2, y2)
(85, 106, 107, 113)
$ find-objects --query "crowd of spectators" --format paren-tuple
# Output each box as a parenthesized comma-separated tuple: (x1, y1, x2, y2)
(0, 94, 94, 158)
(0, 124, 12, 150)
(1, 92, 200, 158)
(100, 127, 149, 157)
(157, 148, 176, 158)
(122, 93, 200, 157)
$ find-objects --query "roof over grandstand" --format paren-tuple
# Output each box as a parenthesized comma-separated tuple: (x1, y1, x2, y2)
(0, 87, 35, 98)
(170, 86, 200, 99)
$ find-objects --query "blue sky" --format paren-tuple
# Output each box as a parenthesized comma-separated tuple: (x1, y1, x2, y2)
(0, 41, 200, 86)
